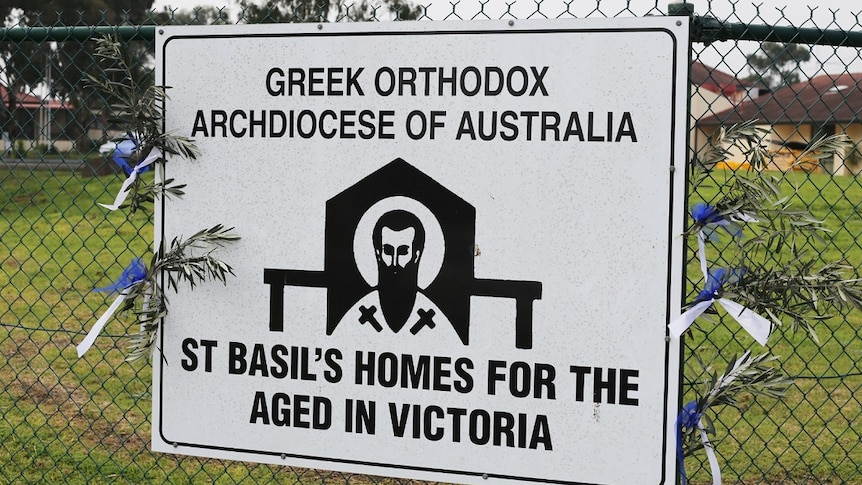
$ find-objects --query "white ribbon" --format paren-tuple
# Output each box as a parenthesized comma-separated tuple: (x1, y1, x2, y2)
(731, 212, 759, 223)
(714, 298, 771, 344)
(697, 230, 709, 282)
(669, 297, 771, 345)
(698, 419, 722, 485)
(76, 291, 128, 358)
(98, 149, 162, 211)
(669, 226, 772, 345)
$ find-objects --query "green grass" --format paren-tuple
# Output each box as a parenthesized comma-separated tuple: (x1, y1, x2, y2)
(2, 168, 861, 483)
(0, 169, 307, 484)
(683, 170, 862, 484)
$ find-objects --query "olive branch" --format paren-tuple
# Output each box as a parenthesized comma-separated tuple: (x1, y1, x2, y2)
(680, 121, 862, 460)
(88, 36, 196, 212)
(680, 351, 793, 457)
(89, 36, 240, 361)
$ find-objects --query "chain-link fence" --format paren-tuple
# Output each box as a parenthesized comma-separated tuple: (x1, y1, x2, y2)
(1, 1, 860, 483)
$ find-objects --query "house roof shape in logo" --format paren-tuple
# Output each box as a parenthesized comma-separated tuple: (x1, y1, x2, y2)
(325, 158, 476, 344)
(264, 158, 542, 348)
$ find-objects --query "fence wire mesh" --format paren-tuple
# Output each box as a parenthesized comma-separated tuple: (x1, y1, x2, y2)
(0, 1, 860, 484)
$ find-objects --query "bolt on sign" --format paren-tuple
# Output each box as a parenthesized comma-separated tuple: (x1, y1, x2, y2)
(154, 17, 688, 485)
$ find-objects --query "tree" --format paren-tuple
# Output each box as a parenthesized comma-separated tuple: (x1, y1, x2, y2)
(153, 6, 233, 25)
(236, 0, 423, 23)
(0, 1, 155, 147)
(744, 42, 811, 90)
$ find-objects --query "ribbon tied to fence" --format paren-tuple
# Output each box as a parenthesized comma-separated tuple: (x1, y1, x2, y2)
(99, 137, 161, 211)
(676, 400, 721, 485)
(668, 203, 771, 345)
(76, 258, 147, 357)
(690, 202, 743, 241)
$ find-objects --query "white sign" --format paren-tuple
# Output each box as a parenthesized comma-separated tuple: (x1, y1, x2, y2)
(154, 18, 688, 485)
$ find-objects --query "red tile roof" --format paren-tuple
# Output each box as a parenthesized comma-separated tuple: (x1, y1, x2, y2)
(698, 72, 862, 126)
(691, 61, 752, 96)
(0, 85, 69, 110)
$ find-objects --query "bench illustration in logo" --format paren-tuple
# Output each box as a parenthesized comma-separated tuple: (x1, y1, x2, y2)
(264, 158, 542, 348)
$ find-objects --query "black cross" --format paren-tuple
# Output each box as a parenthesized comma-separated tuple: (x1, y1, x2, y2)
(359, 305, 383, 332)
(410, 308, 436, 335)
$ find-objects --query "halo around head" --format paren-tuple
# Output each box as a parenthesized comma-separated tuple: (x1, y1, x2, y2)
(352, 196, 444, 289)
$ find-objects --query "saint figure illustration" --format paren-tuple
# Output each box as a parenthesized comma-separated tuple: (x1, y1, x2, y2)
(340, 208, 453, 337)
(264, 158, 542, 348)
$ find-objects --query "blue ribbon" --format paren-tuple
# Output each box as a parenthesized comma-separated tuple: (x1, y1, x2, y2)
(99, 147, 162, 211)
(95, 257, 147, 293)
(670, 264, 769, 345)
(691, 202, 742, 240)
(111, 137, 151, 176)
(691, 203, 724, 225)
(676, 401, 701, 485)
(694, 268, 745, 303)
(78, 257, 148, 358)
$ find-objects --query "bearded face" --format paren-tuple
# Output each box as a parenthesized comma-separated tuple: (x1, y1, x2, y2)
(379, 227, 417, 269)
(373, 213, 424, 332)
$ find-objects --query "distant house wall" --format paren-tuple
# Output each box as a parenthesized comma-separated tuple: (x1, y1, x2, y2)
(836, 123, 862, 175)
(698, 121, 770, 170)
(766, 124, 816, 172)
(690, 85, 737, 160)
(691, 85, 735, 119)
(772, 124, 811, 143)
(689, 62, 756, 164)
(744, 123, 862, 174)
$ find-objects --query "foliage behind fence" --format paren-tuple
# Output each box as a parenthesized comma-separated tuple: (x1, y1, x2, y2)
(1, 2, 861, 483)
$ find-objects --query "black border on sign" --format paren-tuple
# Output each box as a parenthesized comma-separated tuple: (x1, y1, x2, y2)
(158, 24, 684, 485)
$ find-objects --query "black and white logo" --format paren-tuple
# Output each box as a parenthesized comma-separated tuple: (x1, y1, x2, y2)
(265, 158, 542, 348)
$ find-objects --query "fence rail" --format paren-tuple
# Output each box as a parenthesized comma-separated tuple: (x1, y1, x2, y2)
(1, 2, 861, 484)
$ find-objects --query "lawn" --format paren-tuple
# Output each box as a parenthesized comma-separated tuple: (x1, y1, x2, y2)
(1, 167, 860, 484)
(0, 168, 308, 484)
(682, 169, 862, 484)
